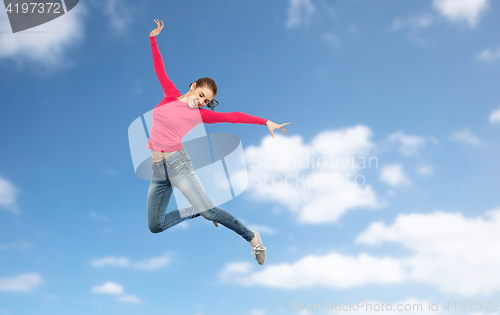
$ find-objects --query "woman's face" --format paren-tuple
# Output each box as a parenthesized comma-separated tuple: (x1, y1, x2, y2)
(186, 84, 215, 109)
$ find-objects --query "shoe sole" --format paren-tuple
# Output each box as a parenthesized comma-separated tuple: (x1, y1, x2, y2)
(254, 231, 266, 265)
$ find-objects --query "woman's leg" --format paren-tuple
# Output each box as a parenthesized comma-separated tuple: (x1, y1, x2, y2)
(203, 206, 255, 242)
(147, 160, 200, 233)
(166, 150, 255, 242)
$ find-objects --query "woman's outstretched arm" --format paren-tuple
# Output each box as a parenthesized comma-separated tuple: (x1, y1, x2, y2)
(199, 109, 289, 138)
(149, 19, 181, 99)
(199, 109, 268, 125)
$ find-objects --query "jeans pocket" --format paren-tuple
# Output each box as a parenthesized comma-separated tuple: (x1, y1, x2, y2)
(167, 160, 184, 168)
(166, 152, 184, 168)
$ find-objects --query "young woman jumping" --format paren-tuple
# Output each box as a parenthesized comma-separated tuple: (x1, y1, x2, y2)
(146, 19, 290, 265)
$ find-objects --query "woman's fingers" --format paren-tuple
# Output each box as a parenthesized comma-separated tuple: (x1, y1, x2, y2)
(267, 122, 289, 138)
(278, 123, 289, 135)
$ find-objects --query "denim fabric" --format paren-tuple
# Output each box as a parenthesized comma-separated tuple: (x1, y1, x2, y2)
(147, 148, 255, 242)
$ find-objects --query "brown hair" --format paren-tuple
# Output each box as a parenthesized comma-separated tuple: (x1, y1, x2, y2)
(189, 77, 218, 110)
(190, 77, 217, 96)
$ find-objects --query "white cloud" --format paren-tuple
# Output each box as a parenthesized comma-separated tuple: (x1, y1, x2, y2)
(133, 254, 169, 271)
(392, 15, 433, 31)
(0, 240, 32, 251)
(476, 47, 500, 61)
(89, 253, 169, 271)
(489, 107, 500, 124)
(243, 125, 382, 224)
(247, 224, 276, 235)
(286, 0, 315, 28)
(176, 220, 190, 230)
(450, 128, 481, 145)
(388, 131, 426, 156)
(92, 281, 143, 303)
(218, 252, 406, 289)
(0, 274, 42, 292)
(220, 208, 500, 296)
(417, 165, 433, 176)
(90, 212, 108, 221)
(322, 32, 341, 47)
(92, 281, 123, 295)
(103, 0, 132, 33)
(380, 164, 411, 187)
(0, 4, 87, 69)
(218, 262, 253, 283)
(432, 0, 489, 27)
(357, 208, 500, 296)
(0, 175, 19, 213)
(249, 309, 267, 315)
(90, 256, 130, 268)
(117, 295, 142, 304)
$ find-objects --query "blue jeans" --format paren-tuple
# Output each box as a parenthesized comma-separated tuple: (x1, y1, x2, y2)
(147, 148, 255, 242)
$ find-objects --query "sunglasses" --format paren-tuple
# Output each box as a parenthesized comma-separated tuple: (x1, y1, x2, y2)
(206, 99, 219, 111)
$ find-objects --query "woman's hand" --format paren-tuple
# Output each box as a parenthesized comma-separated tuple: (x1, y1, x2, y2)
(149, 19, 164, 37)
(266, 120, 290, 138)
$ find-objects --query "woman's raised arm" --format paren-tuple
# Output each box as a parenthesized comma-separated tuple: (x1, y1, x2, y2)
(149, 19, 181, 98)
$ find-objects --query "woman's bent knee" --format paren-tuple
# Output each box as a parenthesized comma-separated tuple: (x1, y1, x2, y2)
(199, 207, 216, 221)
(149, 227, 161, 233)
(148, 220, 163, 233)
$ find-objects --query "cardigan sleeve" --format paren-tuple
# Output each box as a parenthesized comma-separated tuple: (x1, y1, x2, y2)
(199, 109, 268, 125)
(150, 36, 181, 98)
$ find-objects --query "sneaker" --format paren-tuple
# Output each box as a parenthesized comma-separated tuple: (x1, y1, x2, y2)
(213, 221, 219, 227)
(250, 231, 266, 265)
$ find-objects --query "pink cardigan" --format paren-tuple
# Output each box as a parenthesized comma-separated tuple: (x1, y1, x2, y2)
(147, 36, 268, 153)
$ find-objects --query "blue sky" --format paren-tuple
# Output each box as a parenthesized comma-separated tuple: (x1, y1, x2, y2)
(1, 0, 500, 314)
